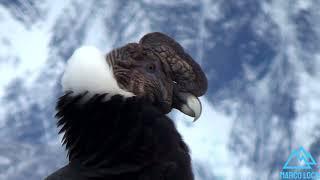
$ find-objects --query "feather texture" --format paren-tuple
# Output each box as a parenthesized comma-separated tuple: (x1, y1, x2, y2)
(46, 92, 194, 180)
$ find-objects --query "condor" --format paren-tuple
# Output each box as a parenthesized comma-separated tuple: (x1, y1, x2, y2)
(45, 32, 208, 180)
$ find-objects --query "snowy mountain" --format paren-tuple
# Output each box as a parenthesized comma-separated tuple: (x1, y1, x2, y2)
(1, 0, 320, 179)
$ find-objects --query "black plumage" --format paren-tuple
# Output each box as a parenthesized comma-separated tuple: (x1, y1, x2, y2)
(45, 32, 208, 180)
(45, 92, 194, 180)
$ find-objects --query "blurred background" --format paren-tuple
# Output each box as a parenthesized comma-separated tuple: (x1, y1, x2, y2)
(0, 0, 319, 179)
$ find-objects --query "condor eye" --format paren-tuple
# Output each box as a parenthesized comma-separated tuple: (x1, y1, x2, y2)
(146, 63, 156, 73)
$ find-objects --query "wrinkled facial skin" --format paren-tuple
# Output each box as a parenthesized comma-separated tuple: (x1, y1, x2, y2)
(108, 43, 174, 113)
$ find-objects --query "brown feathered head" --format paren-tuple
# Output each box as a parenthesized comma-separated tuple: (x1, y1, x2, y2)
(62, 32, 208, 121)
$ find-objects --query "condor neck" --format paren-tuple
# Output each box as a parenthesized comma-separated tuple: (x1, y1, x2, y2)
(56, 92, 156, 175)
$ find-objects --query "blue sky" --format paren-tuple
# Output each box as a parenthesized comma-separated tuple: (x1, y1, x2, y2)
(0, 0, 320, 179)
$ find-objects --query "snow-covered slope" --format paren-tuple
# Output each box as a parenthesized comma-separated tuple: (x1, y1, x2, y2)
(0, 0, 319, 179)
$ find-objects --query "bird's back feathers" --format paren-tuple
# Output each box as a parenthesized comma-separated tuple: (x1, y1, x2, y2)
(46, 93, 193, 180)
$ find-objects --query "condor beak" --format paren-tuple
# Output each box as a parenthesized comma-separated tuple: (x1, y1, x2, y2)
(173, 92, 202, 122)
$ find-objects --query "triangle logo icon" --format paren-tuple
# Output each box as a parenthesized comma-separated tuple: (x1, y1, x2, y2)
(283, 147, 317, 170)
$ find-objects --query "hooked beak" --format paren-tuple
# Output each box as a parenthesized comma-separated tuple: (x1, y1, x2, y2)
(173, 92, 202, 121)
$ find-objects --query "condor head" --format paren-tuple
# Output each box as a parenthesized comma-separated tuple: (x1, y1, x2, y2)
(62, 32, 208, 121)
